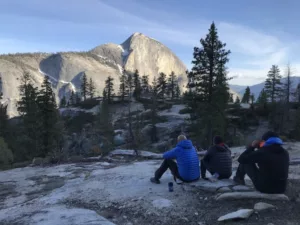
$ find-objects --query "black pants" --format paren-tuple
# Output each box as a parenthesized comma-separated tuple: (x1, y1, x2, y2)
(236, 163, 287, 194)
(200, 159, 230, 179)
(155, 159, 182, 181)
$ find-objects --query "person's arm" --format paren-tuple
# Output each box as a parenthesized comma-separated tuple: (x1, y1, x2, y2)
(238, 147, 265, 164)
(163, 147, 178, 159)
(202, 146, 215, 163)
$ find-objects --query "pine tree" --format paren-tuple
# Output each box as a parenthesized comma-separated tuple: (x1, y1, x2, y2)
(167, 71, 177, 100)
(105, 76, 114, 103)
(17, 72, 41, 158)
(157, 72, 167, 99)
(60, 96, 67, 108)
(242, 86, 251, 103)
(119, 70, 127, 102)
(97, 89, 114, 153)
(235, 96, 240, 104)
(126, 72, 134, 98)
(264, 65, 282, 103)
(189, 22, 231, 147)
(69, 91, 75, 106)
(75, 93, 81, 104)
(81, 72, 88, 101)
(256, 88, 268, 105)
(175, 83, 181, 99)
(133, 70, 142, 99)
(141, 74, 149, 93)
(37, 76, 60, 156)
(88, 78, 96, 99)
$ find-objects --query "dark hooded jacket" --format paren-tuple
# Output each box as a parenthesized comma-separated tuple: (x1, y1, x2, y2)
(238, 137, 289, 193)
(163, 140, 200, 181)
(202, 144, 232, 178)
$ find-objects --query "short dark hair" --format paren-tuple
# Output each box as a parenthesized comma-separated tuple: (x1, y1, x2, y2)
(213, 136, 223, 145)
(262, 131, 278, 141)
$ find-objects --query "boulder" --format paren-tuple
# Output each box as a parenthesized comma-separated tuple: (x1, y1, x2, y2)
(232, 185, 252, 191)
(32, 157, 44, 166)
(216, 192, 289, 201)
(218, 209, 253, 222)
(254, 202, 275, 211)
(190, 179, 235, 192)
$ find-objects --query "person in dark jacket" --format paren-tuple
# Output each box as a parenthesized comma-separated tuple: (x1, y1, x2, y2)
(150, 135, 200, 184)
(201, 136, 232, 180)
(233, 131, 289, 194)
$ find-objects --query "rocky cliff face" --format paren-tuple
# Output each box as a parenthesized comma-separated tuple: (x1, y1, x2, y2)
(0, 33, 187, 117)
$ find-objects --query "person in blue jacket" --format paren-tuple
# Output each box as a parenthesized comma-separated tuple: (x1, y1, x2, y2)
(150, 135, 200, 184)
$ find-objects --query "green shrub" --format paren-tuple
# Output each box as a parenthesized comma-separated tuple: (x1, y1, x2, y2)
(0, 137, 14, 165)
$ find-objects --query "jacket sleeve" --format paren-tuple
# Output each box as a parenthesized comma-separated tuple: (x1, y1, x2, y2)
(163, 147, 178, 159)
(202, 146, 215, 163)
(238, 146, 266, 164)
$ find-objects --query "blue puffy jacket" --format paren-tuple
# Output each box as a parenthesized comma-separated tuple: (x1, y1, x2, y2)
(163, 140, 200, 181)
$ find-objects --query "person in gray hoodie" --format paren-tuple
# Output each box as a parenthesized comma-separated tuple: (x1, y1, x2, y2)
(201, 136, 232, 180)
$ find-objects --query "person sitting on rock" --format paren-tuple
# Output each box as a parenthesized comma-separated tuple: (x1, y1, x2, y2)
(233, 131, 289, 194)
(201, 136, 232, 180)
(150, 135, 200, 184)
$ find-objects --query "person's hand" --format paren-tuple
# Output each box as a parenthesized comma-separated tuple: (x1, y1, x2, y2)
(251, 140, 260, 148)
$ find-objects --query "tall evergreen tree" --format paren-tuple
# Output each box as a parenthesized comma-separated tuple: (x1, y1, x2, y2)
(60, 96, 67, 108)
(175, 83, 181, 99)
(242, 86, 251, 103)
(133, 70, 142, 99)
(119, 70, 127, 102)
(37, 76, 60, 156)
(264, 65, 282, 103)
(256, 88, 268, 105)
(81, 72, 88, 101)
(167, 71, 177, 99)
(17, 72, 41, 158)
(141, 74, 149, 93)
(189, 22, 231, 147)
(105, 76, 114, 103)
(88, 78, 96, 99)
(69, 91, 76, 106)
(156, 72, 167, 99)
(235, 96, 240, 104)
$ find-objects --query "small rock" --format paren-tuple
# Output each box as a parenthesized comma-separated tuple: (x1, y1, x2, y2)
(267, 223, 274, 225)
(218, 187, 232, 193)
(182, 217, 189, 222)
(198, 222, 205, 225)
(218, 209, 254, 222)
(195, 212, 199, 216)
(123, 216, 127, 219)
(204, 197, 208, 200)
(254, 202, 275, 211)
(232, 185, 251, 191)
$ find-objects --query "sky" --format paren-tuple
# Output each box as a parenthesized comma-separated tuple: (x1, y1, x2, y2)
(1, 0, 300, 85)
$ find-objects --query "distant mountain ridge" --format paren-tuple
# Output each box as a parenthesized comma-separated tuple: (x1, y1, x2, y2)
(0, 32, 187, 117)
(230, 76, 300, 99)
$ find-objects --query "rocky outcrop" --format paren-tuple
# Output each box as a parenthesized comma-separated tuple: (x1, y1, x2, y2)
(0, 33, 188, 117)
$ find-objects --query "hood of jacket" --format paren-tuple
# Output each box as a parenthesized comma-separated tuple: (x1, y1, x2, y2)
(264, 137, 283, 146)
(177, 140, 193, 149)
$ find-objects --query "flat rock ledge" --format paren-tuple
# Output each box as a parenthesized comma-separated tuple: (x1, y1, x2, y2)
(218, 209, 254, 222)
(216, 192, 289, 201)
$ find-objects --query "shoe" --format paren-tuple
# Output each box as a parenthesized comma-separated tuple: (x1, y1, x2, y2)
(233, 176, 246, 185)
(150, 177, 160, 184)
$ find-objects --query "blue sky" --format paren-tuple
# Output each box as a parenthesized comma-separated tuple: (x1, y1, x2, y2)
(0, 0, 300, 85)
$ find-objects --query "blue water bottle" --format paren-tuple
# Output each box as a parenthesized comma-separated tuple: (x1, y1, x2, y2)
(168, 182, 174, 192)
